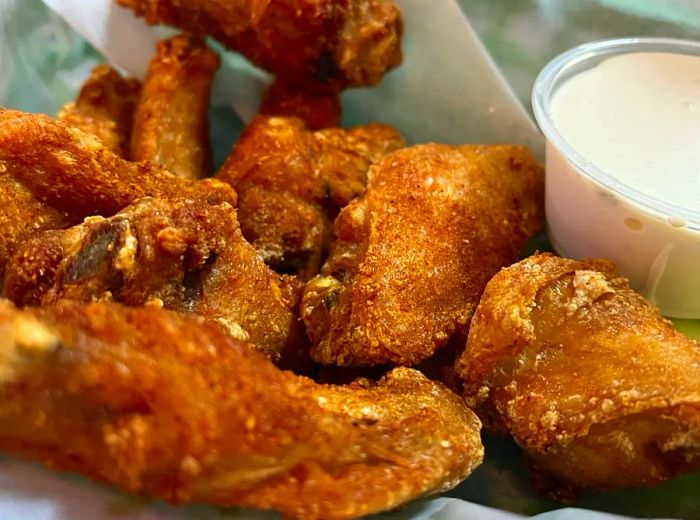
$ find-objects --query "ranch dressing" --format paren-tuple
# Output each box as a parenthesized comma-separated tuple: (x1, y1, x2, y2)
(550, 52, 700, 212)
(533, 41, 700, 319)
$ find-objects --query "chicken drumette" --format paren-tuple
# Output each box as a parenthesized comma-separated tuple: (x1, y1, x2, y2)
(457, 253, 700, 492)
(302, 144, 544, 366)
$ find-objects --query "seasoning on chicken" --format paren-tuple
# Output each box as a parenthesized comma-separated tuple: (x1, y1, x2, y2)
(302, 144, 544, 366)
(217, 115, 404, 279)
(457, 253, 700, 492)
(58, 65, 142, 158)
(4, 197, 306, 369)
(0, 299, 483, 519)
(259, 78, 341, 130)
(0, 110, 236, 282)
(116, 0, 403, 88)
(131, 33, 220, 179)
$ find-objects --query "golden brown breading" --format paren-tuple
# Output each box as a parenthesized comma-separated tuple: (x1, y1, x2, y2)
(0, 178, 68, 284)
(4, 197, 306, 369)
(131, 33, 220, 179)
(301, 144, 544, 367)
(456, 253, 700, 491)
(260, 78, 341, 130)
(218, 116, 326, 279)
(314, 123, 405, 207)
(0, 109, 237, 276)
(116, 0, 403, 88)
(0, 109, 235, 216)
(216, 115, 404, 279)
(0, 299, 483, 519)
(58, 65, 142, 158)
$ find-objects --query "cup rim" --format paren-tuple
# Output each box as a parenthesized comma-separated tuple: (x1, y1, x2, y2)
(531, 37, 700, 230)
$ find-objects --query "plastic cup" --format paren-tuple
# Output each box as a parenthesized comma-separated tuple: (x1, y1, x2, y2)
(532, 37, 700, 318)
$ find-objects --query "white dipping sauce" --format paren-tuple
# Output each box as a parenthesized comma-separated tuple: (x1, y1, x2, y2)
(551, 52, 700, 212)
(538, 49, 700, 318)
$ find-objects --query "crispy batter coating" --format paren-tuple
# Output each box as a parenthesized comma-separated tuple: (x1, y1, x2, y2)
(0, 110, 236, 276)
(0, 299, 483, 519)
(4, 197, 306, 369)
(217, 115, 404, 279)
(131, 33, 220, 179)
(0, 178, 68, 284)
(58, 65, 142, 158)
(116, 0, 403, 88)
(260, 78, 341, 130)
(301, 144, 544, 367)
(456, 253, 700, 491)
(0, 109, 235, 216)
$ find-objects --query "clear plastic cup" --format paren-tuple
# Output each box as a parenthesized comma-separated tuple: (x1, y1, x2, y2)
(532, 37, 700, 319)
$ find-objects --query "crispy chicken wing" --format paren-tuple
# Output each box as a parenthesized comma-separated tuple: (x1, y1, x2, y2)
(216, 115, 404, 279)
(58, 65, 142, 158)
(116, 0, 403, 88)
(260, 78, 341, 130)
(0, 110, 236, 278)
(131, 33, 220, 179)
(301, 144, 544, 367)
(456, 253, 700, 492)
(4, 197, 306, 369)
(0, 299, 483, 519)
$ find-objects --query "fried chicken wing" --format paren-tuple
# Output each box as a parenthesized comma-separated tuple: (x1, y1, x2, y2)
(0, 299, 483, 519)
(58, 65, 142, 158)
(456, 253, 700, 491)
(0, 110, 236, 276)
(0, 109, 235, 215)
(116, 0, 403, 88)
(131, 33, 220, 179)
(301, 144, 544, 367)
(260, 78, 341, 130)
(4, 197, 306, 369)
(216, 115, 404, 279)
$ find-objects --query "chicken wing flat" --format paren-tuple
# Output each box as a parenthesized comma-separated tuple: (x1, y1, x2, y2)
(260, 78, 341, 130)
(301, 144, 544, 367)
(216, 115, 404, 279)
(116, 0, 403, 88)
(58, 65, 142, 158)
(0, 299, 483, 519)
(4, 197, 306, 369)
(0, 110, 236, 276)
(131, 33, 220, 179)
(456, 253, 700, 492)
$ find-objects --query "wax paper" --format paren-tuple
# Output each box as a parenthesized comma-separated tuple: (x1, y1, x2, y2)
(1, 0, 700, 519)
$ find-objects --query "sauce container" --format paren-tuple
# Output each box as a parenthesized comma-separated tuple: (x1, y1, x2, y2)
(532, 38, 700, 318)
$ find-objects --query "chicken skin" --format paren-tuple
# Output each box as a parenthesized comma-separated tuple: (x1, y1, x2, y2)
(0, 179, 68, 285)
(0, 299, 483, 519)
(301, 144, 544, 366)
(58, 65, 142, 158)
(456, 253, 700, 492)
(217, 115, 404, 279)
(4, 197, 305, 369)
(116, 0, 403, 88)
(0, 110, 236, 280)
(260, 78, 341, 130)
(131, 33, 220, 179)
